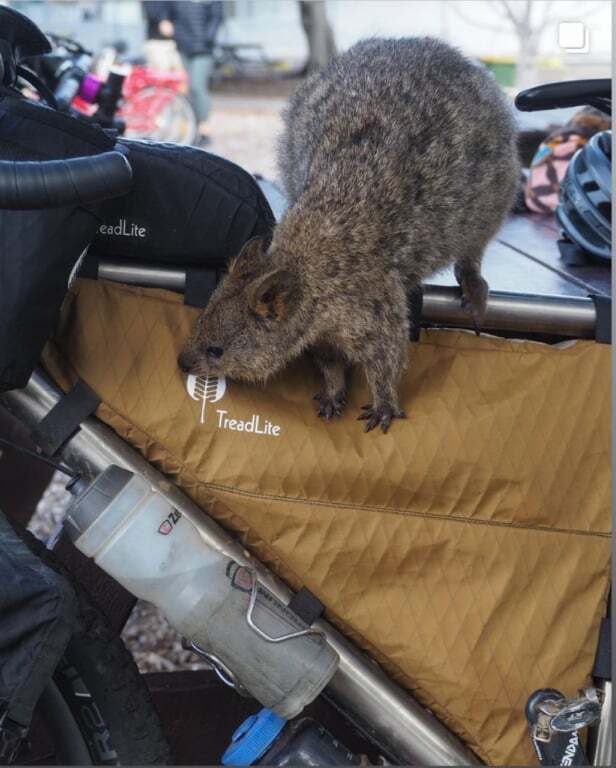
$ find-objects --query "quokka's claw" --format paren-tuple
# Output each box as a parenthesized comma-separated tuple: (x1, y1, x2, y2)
(357, 404, 406, 433)
(314, 390, 347, 421)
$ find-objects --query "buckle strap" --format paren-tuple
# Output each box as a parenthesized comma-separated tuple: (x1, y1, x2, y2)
(288, 587, 325, 626)
(31, 379, 100, 456)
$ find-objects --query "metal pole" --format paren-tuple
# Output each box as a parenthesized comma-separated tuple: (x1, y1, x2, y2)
(97, 260, 186, 291)
(1, 371, 480, 766)
(95, 260, 597, 339)
(591, 681, 612, 767)
(422, 285, 596, 339)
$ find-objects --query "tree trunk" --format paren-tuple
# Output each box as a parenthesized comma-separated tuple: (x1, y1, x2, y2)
(299, 1, 336, 73)
(516, 31, 540, 89)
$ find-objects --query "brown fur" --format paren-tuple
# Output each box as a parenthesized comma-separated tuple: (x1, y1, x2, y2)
(179, 37, 519, 432)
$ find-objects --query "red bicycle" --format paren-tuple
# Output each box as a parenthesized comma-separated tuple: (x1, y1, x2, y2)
(117, 63, 197, 145)
(71, 43, 198, 145)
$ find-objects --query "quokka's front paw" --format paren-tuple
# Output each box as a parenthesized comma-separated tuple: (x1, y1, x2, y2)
(461, 277, 488, 332)
(455, 268, 489, 332)
(357, 403, 406, 433)
(313, 390, 347, 421)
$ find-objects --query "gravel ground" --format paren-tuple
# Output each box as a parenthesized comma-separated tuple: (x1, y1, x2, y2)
(29, 92, 285, 673)
(207, 94, 283, 182)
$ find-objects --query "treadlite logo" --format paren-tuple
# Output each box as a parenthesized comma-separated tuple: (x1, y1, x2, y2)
(187, 374, 227, 423)
(185, 374, 282, 436)
(98, 218, 148, 238)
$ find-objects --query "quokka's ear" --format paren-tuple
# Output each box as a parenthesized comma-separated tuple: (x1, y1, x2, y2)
(228, 237, 266, 276)
(247, 269, 298, 320)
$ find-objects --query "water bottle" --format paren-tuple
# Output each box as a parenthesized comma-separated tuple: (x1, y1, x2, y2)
(64, 466, 339, 719)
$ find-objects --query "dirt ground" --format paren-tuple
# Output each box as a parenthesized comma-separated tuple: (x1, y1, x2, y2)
(29, 91, 286, 673)
(207, 93, 284, 182)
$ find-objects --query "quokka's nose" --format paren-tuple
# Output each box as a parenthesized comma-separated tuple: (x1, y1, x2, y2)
(177, 350, 196, 373)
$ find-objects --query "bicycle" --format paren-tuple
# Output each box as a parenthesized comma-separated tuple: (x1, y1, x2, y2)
(92, 41, 197, 145)
(28, 34, 197, 145)
(0, 6, 612, 766)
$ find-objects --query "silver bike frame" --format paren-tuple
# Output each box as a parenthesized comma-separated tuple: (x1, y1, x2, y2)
(96, 259, 598, 339)
(1, 371, 479, 766)
(1, 270, 607, 764)
(591, 681, 612, 767)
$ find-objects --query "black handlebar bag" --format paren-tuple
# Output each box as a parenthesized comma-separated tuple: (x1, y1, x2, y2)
(87, 138, 276, 271)
(0, 94, 115, 392)
(0, 96, 276, 393)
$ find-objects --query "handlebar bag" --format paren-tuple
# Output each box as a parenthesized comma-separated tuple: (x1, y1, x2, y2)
(0, 93, 115, 392)
(88, 138, 275, 269)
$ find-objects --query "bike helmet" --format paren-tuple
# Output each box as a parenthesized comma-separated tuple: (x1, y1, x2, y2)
(556, 129, 612, 261)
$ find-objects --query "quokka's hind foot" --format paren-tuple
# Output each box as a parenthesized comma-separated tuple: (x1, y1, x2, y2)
(454, 264, 489, 330)
(314, 389, 347, 421)
(357, 403, 406, 433)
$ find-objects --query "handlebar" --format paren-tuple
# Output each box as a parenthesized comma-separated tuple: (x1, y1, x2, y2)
(53, 52, 92, 110)
(0, 150, 132, 209)
(515, 79, 611, 115)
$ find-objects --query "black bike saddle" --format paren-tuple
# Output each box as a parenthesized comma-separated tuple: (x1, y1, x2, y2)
(515, 79, 611, 115)
(0, 6, 51, 89)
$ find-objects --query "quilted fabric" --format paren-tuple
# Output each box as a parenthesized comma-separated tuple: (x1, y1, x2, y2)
(42, 279, 611, 766)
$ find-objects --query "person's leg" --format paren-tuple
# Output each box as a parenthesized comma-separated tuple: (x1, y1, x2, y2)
(196, 54, 214, 129)
(181, 53, 213, 143)
(0, 511, 77, 762)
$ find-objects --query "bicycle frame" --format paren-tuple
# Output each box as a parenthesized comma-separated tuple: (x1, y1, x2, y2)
(4, 370, 611, 766)
(122, 66, 187, 98)
(1, 370, 479, 767)
(117, 88, 180, 136)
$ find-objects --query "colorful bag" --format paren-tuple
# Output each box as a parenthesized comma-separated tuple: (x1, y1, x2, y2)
(525, 108, 611, 214)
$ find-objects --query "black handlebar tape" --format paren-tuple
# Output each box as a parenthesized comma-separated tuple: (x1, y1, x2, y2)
(0, 151, 133, 209)
(515, 78, 611, 113)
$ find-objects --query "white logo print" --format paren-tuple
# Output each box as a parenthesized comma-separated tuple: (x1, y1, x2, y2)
(98, 218, 147, 238)
(185, 374, 283, 436)
(186, 374, 226, 423)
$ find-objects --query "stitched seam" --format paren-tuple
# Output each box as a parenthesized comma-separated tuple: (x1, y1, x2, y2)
(201, 481, 611, 539)
(92, 398, 611, 540)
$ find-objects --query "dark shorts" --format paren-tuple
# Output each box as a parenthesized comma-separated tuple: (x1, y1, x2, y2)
(0, 511, 77, 730)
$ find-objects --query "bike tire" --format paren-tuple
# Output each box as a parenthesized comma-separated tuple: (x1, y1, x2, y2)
(50, 620, 171, 765)
(15, 528, 172, 765)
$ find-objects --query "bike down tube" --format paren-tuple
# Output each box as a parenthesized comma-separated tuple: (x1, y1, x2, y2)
(0, 370, 480, 767)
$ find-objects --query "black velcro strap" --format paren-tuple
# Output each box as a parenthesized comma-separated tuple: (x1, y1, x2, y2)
(593, 616, 611, 681)
(289, 587, 325, 626)
(184, 268, 218, 308)
(77, 253, 100, 279)
(408, 285, 424, 341)
(590, 295, 612, 344)
(31, 380, 100, 456)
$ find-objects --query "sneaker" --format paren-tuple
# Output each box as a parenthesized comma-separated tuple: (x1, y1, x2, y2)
(195, 134, 211, 148)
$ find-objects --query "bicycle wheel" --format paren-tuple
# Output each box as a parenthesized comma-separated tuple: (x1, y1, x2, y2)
(24, 615, 171, 766)
(13, 531, 171, 766)
(120, 87, 198, 145)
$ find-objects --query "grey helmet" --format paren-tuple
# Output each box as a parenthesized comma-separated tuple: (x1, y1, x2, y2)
(556, 130, 611, 261)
